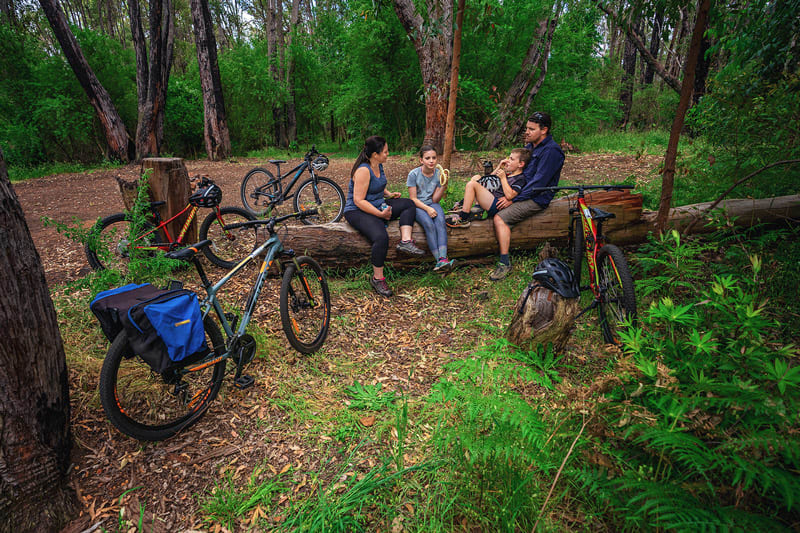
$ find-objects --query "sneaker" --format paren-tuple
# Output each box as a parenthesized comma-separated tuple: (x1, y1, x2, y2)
(446, 215, 471, 229)
(396, 240, 425, 256)
(489, 262, 512, 281)
(370, 277, 393, 297)
(433, 258, 455, 273)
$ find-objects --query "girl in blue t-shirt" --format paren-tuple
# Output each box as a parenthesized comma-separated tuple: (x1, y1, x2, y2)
(406, 146, 454, 272)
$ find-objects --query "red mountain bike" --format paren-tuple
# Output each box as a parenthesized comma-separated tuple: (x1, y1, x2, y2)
(539, 184, 637, 344)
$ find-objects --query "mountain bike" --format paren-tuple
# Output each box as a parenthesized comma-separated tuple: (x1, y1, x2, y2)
(240, 146, 345, 224)
(85, 177, 257, 271)
(540, 184, 637, 344)
(98, 209, 332, 441)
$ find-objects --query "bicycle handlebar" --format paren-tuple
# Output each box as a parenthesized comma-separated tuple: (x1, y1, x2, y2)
(529, 184, 634, 193)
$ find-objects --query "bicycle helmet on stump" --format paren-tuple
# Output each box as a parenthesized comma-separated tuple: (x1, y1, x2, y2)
(532, 258, 579, 298)
(190, 183, 222, 208)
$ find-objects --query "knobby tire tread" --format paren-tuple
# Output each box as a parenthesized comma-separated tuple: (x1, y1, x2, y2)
(597, 244, 637, 345)
(279, 256, 331, 354)
(98, 316, 226, 441)
(198, 206, 257, 269)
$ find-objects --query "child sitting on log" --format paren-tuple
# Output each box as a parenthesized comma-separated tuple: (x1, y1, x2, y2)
(446, 147, 531, 229)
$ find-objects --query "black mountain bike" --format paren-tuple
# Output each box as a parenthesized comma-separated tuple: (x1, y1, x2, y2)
(240, 146, 345, 224)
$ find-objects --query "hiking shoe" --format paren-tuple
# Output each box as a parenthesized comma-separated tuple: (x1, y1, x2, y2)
(433, 258, 455, 273)
(489, 262, 512, 281)
(396, 240, 425, 256)
(446, 215, 471, 228)
(370, 277, 393, 297)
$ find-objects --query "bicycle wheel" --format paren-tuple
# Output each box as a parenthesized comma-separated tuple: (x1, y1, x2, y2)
(240, 167, 280, 216)
(569, 215, 585, 287)
(98, 316, 227, 441)
(596, 244, 637, 345)
(279, 256, 331, 354)
(85, 213, 158, 273)
(199, 206, 258, 269)
(293, 177, 345, 225)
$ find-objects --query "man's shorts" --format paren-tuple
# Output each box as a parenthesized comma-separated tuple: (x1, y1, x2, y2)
(496, 199, 544, 226)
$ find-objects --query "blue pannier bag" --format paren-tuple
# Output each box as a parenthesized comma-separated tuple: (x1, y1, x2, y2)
(91, 282, 209, 373)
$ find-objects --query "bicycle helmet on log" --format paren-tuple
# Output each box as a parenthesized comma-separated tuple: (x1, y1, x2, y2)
(532, 258, 579, 298)
(189, 182, 222, 208)
(311, 155, 329, 172)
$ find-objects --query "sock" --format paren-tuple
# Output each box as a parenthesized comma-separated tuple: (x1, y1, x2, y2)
(499, 254, 510, 266)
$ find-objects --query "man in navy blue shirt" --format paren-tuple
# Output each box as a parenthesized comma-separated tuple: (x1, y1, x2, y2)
(490, 112, 565, 281)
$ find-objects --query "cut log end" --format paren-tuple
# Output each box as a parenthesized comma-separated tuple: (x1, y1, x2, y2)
(506, 285, 580, 352)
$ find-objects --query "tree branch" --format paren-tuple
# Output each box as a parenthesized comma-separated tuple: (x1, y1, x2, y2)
(596, 1, 681, 93)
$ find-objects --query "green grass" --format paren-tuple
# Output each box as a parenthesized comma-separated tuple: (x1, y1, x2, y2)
(8, 159, 123, 183)
(571, 129, 678, 155)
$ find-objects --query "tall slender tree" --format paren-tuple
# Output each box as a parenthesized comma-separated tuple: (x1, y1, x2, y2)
(393, 0, 453, 153)
(190, 0, 231, 160)
(38, 0, 134, 162)
(485, 0, 562, 149)
(656, 0, 711, 231)
(129, 0, 174, 160)
(0, 147, 77, 532)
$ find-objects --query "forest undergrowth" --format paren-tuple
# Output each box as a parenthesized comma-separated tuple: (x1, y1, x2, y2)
(51, 179, 800, 531)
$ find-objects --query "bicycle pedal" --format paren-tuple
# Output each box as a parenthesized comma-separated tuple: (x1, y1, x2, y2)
(234, 375, 255, 389)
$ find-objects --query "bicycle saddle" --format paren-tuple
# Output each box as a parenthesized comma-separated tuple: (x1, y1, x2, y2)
(165, 240, 211, 261)
(269, 159, 286, 165)
(590, 207, 615, 221)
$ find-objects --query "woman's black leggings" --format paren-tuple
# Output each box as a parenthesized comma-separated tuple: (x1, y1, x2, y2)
(344, 197, 416, 268)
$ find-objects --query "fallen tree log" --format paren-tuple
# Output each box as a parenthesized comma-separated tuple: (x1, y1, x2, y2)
(275, 191, 800, 269)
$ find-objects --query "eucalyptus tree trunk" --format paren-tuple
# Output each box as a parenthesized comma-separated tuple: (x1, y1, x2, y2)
(657, 0, 711, 231)
(129, 0, 174, 160)
(484, 0, 562, 149)
(643, 8, 664, 85)
(39, 0, 134, 162)
(0, 148, 78, 532)
(620, 16, 639, 128)
(393, 0, 453, 153)
(190, 0, 231, 160)
(265, 0, 289, 147)
(442, 0, 465, 170)
(1, 0, 17, 25)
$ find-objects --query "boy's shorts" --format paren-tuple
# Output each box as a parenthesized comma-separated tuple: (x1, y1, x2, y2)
(496, 199, 544, 226)
(486, 197, 500, 218)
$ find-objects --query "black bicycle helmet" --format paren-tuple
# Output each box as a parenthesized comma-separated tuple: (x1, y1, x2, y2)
(532, 258, 579, 298)
(311, 154, 329, 172)
(189, 183, 222, 208)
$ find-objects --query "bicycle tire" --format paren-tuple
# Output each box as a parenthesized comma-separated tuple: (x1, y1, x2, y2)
(596, 244, 637, 345)
(293, 177, 345, 225)
(279, 256, 331, 354)
(98, 315, 227, 441)
(240, 167, 280, 216)
(199, 206, 257, 269)
(85, 213, 158, 273)
(569, 215, 584, 287)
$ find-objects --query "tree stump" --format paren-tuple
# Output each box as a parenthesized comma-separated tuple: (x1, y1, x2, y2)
(114, 175, 139, 212)
(140, 158, 197, 242)
(506, 284, 580, 352)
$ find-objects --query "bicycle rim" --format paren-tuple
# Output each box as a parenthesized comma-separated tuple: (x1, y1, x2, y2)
(280, 256, 331, 353)
(597, 245, 637, 345)
(199, 207, 257, 269)
(240, 168, 279, 216)
(293, 177, 345, 224)
(99, 317, 227, 441)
